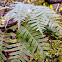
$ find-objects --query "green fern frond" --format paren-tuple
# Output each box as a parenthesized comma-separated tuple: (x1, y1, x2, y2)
(16, 23, 49, 61)
(4, 2, 62, 35)
(0, 2, 62, 62)
(0, 31, 7, 62)
(4, 42, 32, 62)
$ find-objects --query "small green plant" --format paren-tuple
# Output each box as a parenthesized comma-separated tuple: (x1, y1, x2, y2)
(45, 40, 62, 62)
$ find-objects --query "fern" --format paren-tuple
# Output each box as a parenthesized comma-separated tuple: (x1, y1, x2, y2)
(4, 2, 62, 35)
(0, 2, 62, 62)
(1, 24, 49, 62)
(0, 30, 7, 62)
(17, 24, 49, 61)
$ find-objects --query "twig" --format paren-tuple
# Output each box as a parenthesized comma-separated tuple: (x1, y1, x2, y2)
(55, 3, 60, 12)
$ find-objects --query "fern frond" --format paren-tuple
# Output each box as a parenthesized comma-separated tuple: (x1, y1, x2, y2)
(28, 6, 62, 35)
(16, 22, 49, 61)
(0, 2, 62, 62)
(4, 2, 62, 35)
(4, 42, 32, 62)
(0, 31, 7, 62)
